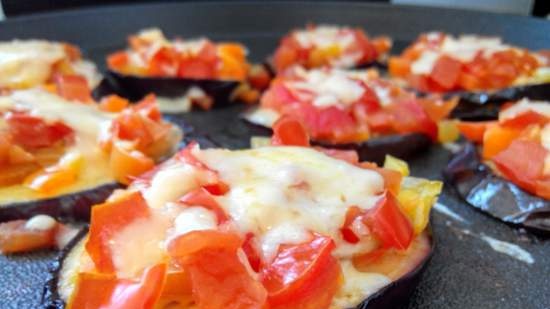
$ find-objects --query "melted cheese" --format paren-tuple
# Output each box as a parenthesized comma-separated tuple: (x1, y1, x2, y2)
(195, 147, 384, 256)
(287, 69, 366, 109)
(294, 26, 355, 49)
(410, 35, 513, 75)
(25, 214, 56, 231)
(499, 99, 550, 122)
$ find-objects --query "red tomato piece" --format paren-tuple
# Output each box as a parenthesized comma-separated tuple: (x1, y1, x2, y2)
(178, 188, 229, 224)
(340, 206, 363, 244)
(271, 116, 310, 146)
(148, 47, 179, 76)
(363, 190, 414, 250)
(54, 74, 92, 103)
(500, 110, 549, 128)
(86, 191, 150, 273)
(0, 219, 57, 254)
(456, 121, 497, 143)
(6, 113, 74, 149)
(388, 100, 438, 140)
(492, 140, 548, 193)
(68, 263, 166, 309)
(168, 230, 267, 309)
(177, 59, 215, 79)
(429, 55, 462, 90)
(260, 234, 341, 309)
(315, 147, 359, 165)
(242, 232, 262, 272)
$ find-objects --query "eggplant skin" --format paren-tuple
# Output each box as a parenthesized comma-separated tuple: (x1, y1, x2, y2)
(0, 183, 121, 223)
(443, 143, 550, 236)
(95, 70, 240, 106)
(41, 228, 88, 309)
(447, 82, 550, 120)
(41, 229, 433, 309)
(354, 231, 434, 309)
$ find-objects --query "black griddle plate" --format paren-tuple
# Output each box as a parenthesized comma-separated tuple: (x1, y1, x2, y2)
(0, 2, 549, 309)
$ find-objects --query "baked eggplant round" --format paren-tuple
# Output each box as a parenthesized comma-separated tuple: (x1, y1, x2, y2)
(40, 143, 441, 309)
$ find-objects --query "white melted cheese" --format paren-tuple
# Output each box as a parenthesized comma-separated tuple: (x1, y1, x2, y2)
(287, 69, 365, 109)
(410, 35, 512, 75)
(244, 107, 281, 128)
(194, 147, 384, 257)
(294, 25, 355, 49)
(499, 99, 550, 122)
(25, 214, 57, 231)
(0, 40, 65, 88)
(173, 206, 218, 236)
(260, 222, 311, 262)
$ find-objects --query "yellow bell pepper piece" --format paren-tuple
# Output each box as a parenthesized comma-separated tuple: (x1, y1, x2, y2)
(437, 119, 460, 144)
(383, 155, 410, 177)
(397, 177, 442, 234)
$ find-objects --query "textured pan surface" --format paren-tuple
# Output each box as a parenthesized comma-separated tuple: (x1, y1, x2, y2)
(0, 2, 549, 309)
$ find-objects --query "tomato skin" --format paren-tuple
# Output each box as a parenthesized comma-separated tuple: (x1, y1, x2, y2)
(457, 121, 496, 143)
(54, 74, 92, 102)
(68, 263, 166, 309)
(492, 140, 547, 193)
(500, 110, 549, 128)
(429, 55, 462, 90)
(178, 188, 229, 224)
(271, 116, 310, 146)
(168, 230, 267, 309)
(387, 100, 438, 141)
(260, 235, 341, 309)
(5, 113, 74, 149)
(364, 191, 414, 250)
(110, 142, 155, 185)
(86, 191, 150, 273)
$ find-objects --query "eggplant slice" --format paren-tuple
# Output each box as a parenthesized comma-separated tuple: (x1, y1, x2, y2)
(41, 229, 433, 309)
(243, 109, 432, 165)
(445, 82, 550, 120)
(0, 183, 121, 223)
(443, 142, 550, 236)
(94, 70, 240, 108)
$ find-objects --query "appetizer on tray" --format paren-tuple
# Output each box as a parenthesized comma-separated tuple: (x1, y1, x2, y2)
(0, 89, 182, 222)
(272, 24, 391, 72)
(244, 67, 457, 163)
(42, 129, 442, 309)
(0, 39, 101, 92)
(388, 32, 550, 119)
(104, 28, 261, 112)
(445, 99, 550, 235)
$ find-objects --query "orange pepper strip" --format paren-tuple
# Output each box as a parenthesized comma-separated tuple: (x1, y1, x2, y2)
(456, 121, 497, 144)
(482, 125, 521, 159)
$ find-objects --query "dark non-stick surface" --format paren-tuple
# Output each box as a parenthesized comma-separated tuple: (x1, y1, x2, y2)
(0, 2, 549, 309)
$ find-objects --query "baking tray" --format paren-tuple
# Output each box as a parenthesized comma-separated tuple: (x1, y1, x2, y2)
(0, 2, 549, 309)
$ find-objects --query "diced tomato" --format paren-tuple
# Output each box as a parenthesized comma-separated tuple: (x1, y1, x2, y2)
(429, 55, 462, 90)
(6, 113, 74, 149)
(248, 64, 272, 90)
(156, 270, 193, 308)
(54, 74, 92, 103)
(416, 97, 458, 123)
(387, 100, 438, 141)
(148, 47, 179, 76)
(86, 191, 150, 273)
(100, 95, 130, 113)
(260, 234, 341, 309)
(0, 219, 57, 254)
(178, 59, 215, 79)
(110, 142, 155, 185)
(68, 263, 166, 309)
(63, 43, 82, 61)
(371, 36, 392, 55)
(492, 140, 547, 193)
(168, 230, 267, 309)
(340, 206, 363, 244)
(273, 41, 299, 72)
(271, 116, 310, 146)
(133, 94, 162, 121)
(242, 233, 262, 272)
(457, 121, 496, 143)
(178, 188, 229, 224)
(388, 57, 411, 77)
(500, 110, 549, 128)
(107, 51, 129, 70)
(535, 179, 550, 200)
(363, 190, 414, 250)
(482, 125, 521, 159)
